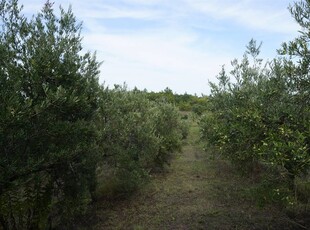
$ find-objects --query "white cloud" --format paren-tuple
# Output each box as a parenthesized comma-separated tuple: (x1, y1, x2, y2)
(123, 0, 164, 5)
(75, 4, 162, 20)
(17, 0, 299, 94)
(184, 0, 298, 34)
(82, 27, 233, 94)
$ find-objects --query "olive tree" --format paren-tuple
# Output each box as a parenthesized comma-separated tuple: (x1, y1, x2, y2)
(0, 0, 101, 228)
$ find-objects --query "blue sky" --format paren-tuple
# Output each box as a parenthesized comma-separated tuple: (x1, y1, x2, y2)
(19, 0, 299, 95)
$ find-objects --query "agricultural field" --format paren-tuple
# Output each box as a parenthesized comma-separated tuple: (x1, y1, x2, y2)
(79, 118, 309, 229)
(0, 0, 309, 229)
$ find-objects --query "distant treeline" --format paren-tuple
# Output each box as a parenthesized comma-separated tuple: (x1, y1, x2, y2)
(132, 87, 208, 115)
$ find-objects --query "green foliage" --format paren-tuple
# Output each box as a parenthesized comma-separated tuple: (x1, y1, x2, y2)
(249, 177, 294, 208)
(180, 119, 190, 140)
(200, 36, 309, 202)
(201, 41, 269, 171)
(0, 0, 101, 228)
(279, 0, 310, 107)
(95, 86, 186, 197)
(199, 0, 310, 212)
(0, 1, 186, 226)
(153, 102, 184, 166)
(144, 88, 208, 114)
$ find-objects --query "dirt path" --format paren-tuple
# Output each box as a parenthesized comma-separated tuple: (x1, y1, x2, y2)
(90, 122, 302, 230)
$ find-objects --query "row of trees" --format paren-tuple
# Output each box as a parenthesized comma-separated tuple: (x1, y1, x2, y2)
(200, 1, 309, 203)
(0, 1, 186, 229)
(96, 86, 187, 196)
